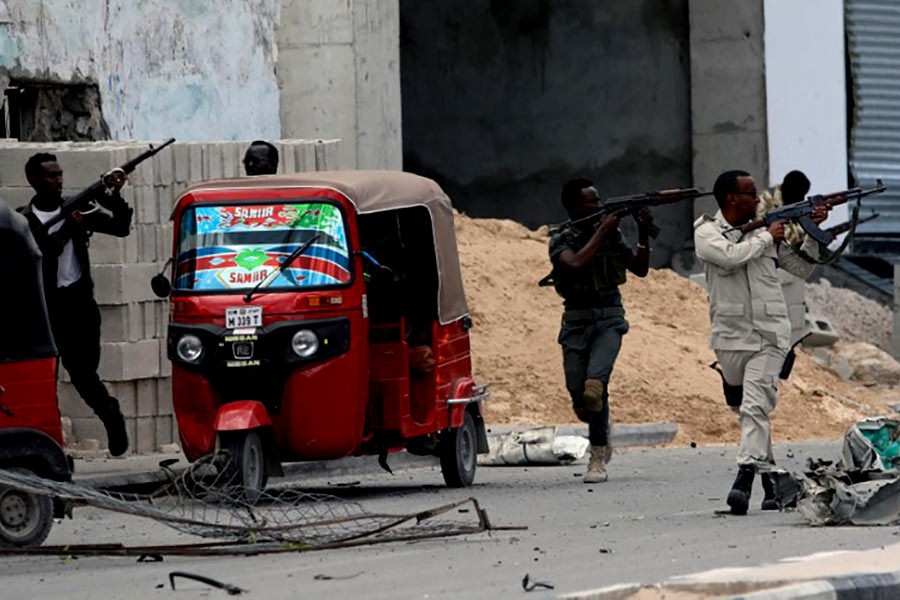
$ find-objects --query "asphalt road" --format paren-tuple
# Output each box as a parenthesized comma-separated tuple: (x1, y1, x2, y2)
(2, 441, 900, 600)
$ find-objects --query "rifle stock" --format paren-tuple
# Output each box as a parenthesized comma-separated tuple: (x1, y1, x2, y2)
(41, 137, 176, 231)
(825, 212, 880, 237)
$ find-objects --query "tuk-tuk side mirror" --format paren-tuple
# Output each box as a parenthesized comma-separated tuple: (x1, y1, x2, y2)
(151, 258, 173, 298)
(462, 316, 473, 331)
(151, 274, 171, 298)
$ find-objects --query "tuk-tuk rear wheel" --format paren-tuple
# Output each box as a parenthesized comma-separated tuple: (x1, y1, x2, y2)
(221, 431, 269, 503)
(439, 410, 478, 488)
(0, 468, 54, 548)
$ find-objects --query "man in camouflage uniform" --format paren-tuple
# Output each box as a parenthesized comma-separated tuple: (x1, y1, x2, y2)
(758, 170, 813, 345)
(694, 170, 828, 515)
(548, 178, 653, 484)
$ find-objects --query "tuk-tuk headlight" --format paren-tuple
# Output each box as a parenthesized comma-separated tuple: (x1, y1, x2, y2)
(176, 334, 204, 363)
(291, 329, 318, 358)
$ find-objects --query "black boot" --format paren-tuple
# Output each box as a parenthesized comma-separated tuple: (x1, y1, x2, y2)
(760, 473, 778, 511)
(727, 465, 755, 515)
(98, 400, 129, 457)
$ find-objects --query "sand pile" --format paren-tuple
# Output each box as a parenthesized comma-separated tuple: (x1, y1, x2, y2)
(455, 214, 898, 446)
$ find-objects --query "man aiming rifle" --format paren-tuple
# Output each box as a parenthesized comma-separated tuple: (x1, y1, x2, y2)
(544, 180, 707, 483)
(19, 139, 175, 456)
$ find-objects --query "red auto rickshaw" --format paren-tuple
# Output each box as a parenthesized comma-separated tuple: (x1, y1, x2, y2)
(0, 201, 72, 548)
(154, 171, 489, 494)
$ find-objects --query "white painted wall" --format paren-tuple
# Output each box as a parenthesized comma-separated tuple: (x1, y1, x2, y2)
(0, 0, 281, 141)
(764, 0, 848, 227)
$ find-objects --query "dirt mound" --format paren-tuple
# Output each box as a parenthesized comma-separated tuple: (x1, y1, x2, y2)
(455, 214, 897, 446)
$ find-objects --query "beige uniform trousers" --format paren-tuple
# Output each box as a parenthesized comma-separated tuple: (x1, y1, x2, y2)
(715, 337, 786, 471)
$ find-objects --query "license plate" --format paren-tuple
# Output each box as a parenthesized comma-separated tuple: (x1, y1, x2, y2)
(226, 306, 262, 329)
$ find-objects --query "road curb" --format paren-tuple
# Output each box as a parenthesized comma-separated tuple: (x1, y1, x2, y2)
(75, 422, 676, 491)
(486, 422, 679, 448)
(560, 570, 900, 599)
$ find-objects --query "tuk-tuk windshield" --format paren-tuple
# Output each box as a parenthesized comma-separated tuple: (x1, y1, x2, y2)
(174, 201, 352, 292)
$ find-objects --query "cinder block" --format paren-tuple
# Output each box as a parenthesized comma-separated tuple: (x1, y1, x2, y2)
(126, 144, 155, 186)
(159, 338, 172, 377)
(143, 299, 167, 339)
(173, 143, 190, 184)
(203, 143, 224, 180)
(57, 382, 97, 419)
(156, 186, 176, 221)
(159, 223, 174, 258)
(136, 378, 158, 417)
(52, 149, 115, 188)
(155, 414, 175, 448)
(314, 140, 340, 171)
(295, 142, 316, 172)
(136, 224, 160, 263)
(188, 143, 204, 183)
(279, 141, 297, 174)
(96, 380, 140, 417)
(99, 303, 143, 343)
(221, 143, 242, 178)
(97, 339, 162, 381)
(153, 144, 175, 186)
(0, 146, 41, 187)
(90, 230, 139, 264)
(0, 186, 37, 210)
(157, 377, 173, 416)
(93, 262, 161, 305)
(135, 416, 157, 454)
(135, 185, 160, 224)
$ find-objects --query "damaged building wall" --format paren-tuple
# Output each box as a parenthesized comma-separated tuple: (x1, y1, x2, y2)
(0, 0, 281, 141)
(399, 0, 693, 266)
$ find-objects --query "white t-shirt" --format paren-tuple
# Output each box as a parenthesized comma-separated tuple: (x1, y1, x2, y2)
(30, 206, 82, 288)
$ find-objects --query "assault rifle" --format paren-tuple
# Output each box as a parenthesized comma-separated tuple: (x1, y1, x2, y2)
(729, 180, 886, 245)
(825, 212, 880, 237)
(552, 187, 714, 238)
(41, 137, 176, 231)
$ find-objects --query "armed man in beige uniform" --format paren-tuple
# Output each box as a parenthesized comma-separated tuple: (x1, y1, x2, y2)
(694, 170, 829, 516)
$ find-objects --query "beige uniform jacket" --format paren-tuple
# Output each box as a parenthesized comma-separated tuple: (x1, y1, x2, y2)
(693, 211, 819, 352)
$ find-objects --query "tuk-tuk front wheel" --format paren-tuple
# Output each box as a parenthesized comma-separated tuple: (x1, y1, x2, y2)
(220, 430, 269, 502)
(0, 468, 54, 548)
(439, 411, 477, 488)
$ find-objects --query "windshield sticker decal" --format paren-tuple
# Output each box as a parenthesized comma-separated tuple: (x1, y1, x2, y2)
(175, 202, 351, 291)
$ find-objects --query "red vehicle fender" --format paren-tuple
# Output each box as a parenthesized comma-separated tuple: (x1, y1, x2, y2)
(447, 378, 489, 454)
(214, 401, 273, 432)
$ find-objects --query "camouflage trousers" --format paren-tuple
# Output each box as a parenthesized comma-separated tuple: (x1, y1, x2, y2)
(558, 310, 629, 447)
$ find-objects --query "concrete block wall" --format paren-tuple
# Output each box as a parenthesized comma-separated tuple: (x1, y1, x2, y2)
(0, 138, 341, 454)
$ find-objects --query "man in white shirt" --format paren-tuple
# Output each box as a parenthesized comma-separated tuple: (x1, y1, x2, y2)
(693, 170, 828, 515)
(21, 153, 134, 456)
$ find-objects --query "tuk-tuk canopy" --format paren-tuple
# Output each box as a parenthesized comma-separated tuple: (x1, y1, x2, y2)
(0, 201, 56, 361)
(174, 170, 469, 324)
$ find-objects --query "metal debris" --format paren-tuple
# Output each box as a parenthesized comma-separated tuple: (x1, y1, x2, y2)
(169, 571, 246, 595)
(522, 573, 554, 591)
(0, 458, 522, 556)
(772, 416, 900, 526)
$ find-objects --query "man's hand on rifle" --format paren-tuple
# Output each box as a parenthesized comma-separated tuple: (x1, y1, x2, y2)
(811, 204, 829, 225)
(767, 220, 787, 242)
(635, 207, 654, 236)
(103, 169, 128, 193)
(596, 210, 622, 237)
